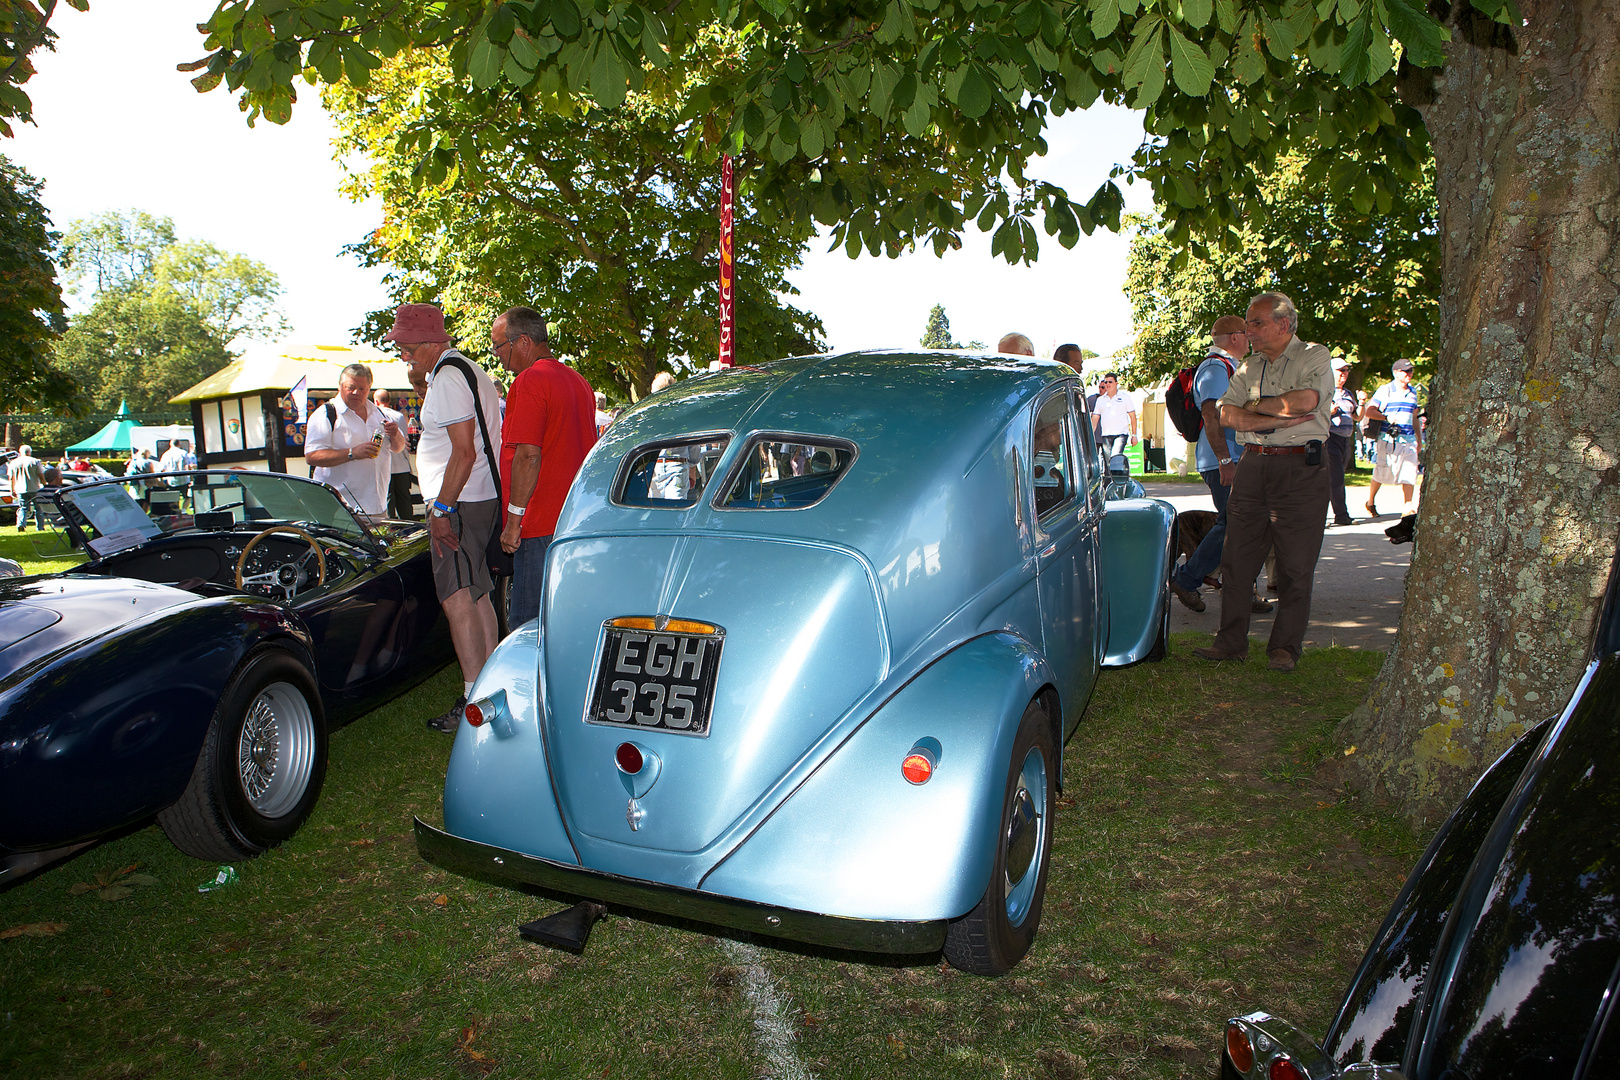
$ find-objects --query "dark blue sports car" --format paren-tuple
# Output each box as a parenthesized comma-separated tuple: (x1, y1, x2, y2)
(0, 470, 454, 880)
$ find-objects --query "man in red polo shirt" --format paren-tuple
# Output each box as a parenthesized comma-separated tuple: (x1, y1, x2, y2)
(491, 305, 598, 628)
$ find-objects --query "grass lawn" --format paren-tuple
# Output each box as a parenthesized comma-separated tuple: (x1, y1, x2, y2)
(0, 631, 1415, 1079)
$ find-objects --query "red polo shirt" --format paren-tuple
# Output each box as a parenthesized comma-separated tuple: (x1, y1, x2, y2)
(500, 357, 598, 537)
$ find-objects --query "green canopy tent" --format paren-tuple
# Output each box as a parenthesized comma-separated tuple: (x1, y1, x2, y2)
(65, 401, 141, 454)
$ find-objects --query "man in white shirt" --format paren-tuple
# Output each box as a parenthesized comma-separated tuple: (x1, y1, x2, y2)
(386, 303, 503, 732)
(373, 387, 416, 519)
(303, 364, 405, 517)
(1091, 372, 1138, 463)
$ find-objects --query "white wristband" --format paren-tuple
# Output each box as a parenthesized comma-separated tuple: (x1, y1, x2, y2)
(506, 503, 526, 516)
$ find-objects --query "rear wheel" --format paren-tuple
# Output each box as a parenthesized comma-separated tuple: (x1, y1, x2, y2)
(943, 699, 1056, 974)
(158, 648, 327, 861)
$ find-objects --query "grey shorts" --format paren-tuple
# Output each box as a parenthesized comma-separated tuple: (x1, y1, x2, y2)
(431, 497, 498, 603)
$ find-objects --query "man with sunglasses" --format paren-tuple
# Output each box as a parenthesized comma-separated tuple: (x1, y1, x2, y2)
(1091, 371, 1138, 466)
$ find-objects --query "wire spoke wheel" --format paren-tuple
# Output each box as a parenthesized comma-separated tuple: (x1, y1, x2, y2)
(236, 681, 316, 819)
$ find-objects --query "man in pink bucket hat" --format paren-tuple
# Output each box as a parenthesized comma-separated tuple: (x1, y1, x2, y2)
(385, 303, 504, 731)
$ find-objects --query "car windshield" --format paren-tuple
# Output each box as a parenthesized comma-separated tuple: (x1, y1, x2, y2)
(55, 471, 374, 559)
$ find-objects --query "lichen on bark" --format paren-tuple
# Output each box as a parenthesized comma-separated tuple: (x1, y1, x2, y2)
(1340, 2, 1620, 831)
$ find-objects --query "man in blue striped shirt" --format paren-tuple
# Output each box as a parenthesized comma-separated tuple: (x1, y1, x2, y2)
(1364, 358, 1423, 516)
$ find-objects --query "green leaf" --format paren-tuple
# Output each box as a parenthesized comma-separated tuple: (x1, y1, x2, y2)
(876, 1, 910, 44)
(801, 114, 826, 157)
(1383, 0, 1448, 67)
(870, 63, 900, 117)
(1261, 8, 1300, 59)
(786, 52, 807, 83)
(1121, 15, 1164, 89)
(743, 102, 765, 138)
(1181, 0, 1213, 30)
(1231, 12, 1268, 85)
(590, 38, 628, 107)
(770, 134, 796, 164)
(1167, 26, 1215, 96)
(551, 0, 582, 38)
(956, 64, 994, 118)
(902, 94, 931, 136)
(1089, 0, 1122, 38)
(488, 4, 516, 44)
(1214, 0, 1240, 33)
(469, 39, 504, 88)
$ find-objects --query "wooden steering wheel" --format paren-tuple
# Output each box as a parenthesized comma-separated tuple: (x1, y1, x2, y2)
(235, 526, 327, 600)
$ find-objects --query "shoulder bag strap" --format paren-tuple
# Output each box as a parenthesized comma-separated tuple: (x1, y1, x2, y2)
(434, 354, 504, 497)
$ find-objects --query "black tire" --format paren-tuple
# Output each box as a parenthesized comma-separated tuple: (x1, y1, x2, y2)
(158, 648, 327, 861)
(1146, 586, 1171, 662)
(943, 698, 1056, 975)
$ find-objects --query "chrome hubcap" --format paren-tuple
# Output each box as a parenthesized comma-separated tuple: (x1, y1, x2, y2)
(236, 681, 315, 818)
(1003, 745, 1047, 928)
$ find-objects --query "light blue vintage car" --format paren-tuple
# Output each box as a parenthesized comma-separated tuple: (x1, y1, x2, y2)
(415, 351, 1174, 974)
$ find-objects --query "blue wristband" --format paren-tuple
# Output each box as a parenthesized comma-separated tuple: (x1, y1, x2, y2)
(432, 500, 457, 514)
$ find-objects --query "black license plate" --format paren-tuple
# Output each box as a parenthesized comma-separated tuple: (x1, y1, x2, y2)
(586, 624, 725, 735)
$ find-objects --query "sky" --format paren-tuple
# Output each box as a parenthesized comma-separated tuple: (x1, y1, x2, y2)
(6, 4, 1155, 360)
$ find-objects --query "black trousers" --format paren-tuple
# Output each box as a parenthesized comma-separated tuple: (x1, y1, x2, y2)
(387, 470, 416, 520)
(1326, 432, 1353, 523)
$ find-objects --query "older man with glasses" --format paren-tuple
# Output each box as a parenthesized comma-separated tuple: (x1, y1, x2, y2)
(489, 305, 597, 631)
(1192, 291, 1333, 673)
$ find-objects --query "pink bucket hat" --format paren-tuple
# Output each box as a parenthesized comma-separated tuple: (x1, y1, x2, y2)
(383, 303, 449, 344)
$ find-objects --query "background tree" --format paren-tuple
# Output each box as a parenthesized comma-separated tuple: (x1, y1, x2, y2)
(25, 210, 289, 449)
(200, 4, 1615, 830)
(1125, 156, 1439, 385)
(919, 303, 955, 348)
(326, 45, 823, 400)
(0, 154, 82, 438)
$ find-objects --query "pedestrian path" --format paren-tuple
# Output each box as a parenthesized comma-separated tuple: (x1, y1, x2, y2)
(1141, 480, 1411, 652)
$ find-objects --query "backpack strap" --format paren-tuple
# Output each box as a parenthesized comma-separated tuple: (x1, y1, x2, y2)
(432, 353, 504, 497)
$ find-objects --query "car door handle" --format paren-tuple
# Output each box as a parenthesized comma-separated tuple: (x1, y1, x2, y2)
(1040, 543, 1057, 558)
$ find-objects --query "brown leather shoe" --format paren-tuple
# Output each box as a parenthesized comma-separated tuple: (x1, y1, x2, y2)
(1251, 595, 1274, 613)
(1169, 578, 1205, 612)
(1267, 650, 1297, 672)
(1192, 646, 1247, 662)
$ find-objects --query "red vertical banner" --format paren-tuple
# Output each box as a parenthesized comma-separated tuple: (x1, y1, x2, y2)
(718, 154, 735, 368)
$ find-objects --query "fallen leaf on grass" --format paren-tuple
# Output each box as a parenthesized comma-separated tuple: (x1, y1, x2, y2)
(433, 894, 449, 907)
(69, 864, 156, 901)
(1, 922, 68, 939)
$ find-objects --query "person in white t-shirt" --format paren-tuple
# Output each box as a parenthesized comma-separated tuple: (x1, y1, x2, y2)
(373, 387, 416, 519)
(386, 303, 503, 732)
(1091, 371, 1138, 462)
(303, 364, 405, 517)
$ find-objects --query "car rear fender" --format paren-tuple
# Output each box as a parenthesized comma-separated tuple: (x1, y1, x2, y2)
(1100, 497, 1175, 665)
(442, 622, 576, 864)
(697, 631, 1055, 922)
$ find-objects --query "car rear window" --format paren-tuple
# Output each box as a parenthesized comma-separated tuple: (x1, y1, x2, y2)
(719, 436, 856, 510)
(615, 437, 731, 508)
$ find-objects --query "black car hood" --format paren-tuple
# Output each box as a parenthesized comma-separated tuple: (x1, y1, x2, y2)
(1325, 655, 1620, 1079)
(0, 575, 197, 685)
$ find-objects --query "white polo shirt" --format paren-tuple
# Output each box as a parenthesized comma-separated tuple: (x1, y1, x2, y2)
(304, 398, 391, 515)
(1093, 389, 1137, 436)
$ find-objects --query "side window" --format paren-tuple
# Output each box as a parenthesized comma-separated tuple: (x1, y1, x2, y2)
(615, 437, 731, 508)
(1072, 388, 1102, 508)
(1031, 393, 1074, 518)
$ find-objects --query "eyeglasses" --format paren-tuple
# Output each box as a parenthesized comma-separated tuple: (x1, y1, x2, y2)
(492, 334, 521, 354)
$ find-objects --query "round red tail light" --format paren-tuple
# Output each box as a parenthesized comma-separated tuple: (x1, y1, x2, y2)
(1226, 1023, 1255, 1073)
(464, 701, 486, 727)
(616, 742, 644, 774)
(1268, 1057, 1305, 1080)
(901, 752, 934, 785)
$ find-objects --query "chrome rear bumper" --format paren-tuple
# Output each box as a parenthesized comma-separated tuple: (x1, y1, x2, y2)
(414, 817, 949, 954)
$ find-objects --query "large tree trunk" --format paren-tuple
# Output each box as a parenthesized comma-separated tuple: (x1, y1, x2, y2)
(1341, 2, 1620, 829)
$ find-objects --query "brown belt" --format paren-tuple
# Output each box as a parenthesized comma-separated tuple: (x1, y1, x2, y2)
(1245, 445, 1309, 455)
